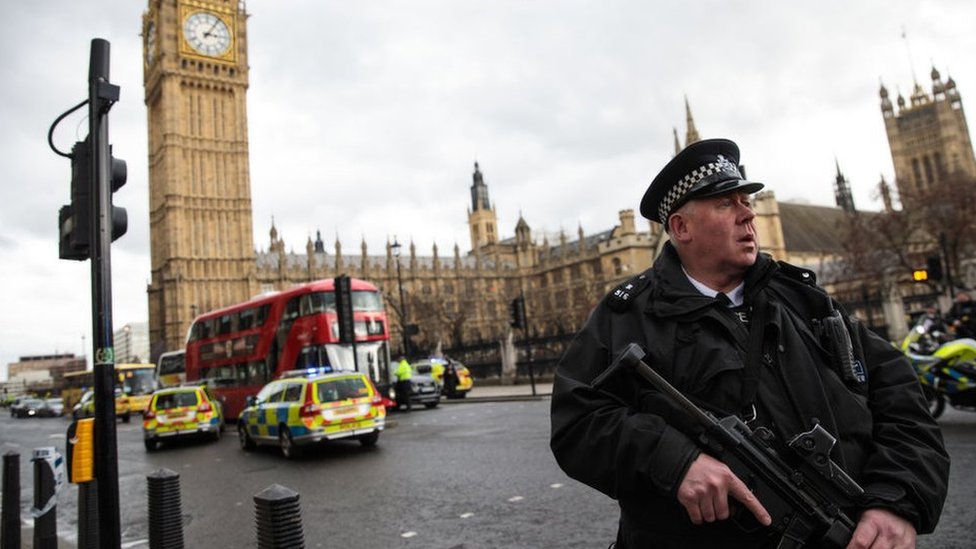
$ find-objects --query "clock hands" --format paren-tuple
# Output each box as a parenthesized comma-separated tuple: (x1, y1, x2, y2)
(203, 16, 221, 39)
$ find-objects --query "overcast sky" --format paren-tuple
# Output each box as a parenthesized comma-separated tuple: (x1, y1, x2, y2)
(2, 1, 974, 378)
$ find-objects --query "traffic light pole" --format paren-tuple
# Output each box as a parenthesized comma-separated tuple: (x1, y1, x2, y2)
(518, 290, 537, 397)
(88, 38, 122, 549)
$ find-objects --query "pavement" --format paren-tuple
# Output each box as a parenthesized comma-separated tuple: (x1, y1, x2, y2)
(450, 380, 553, 402)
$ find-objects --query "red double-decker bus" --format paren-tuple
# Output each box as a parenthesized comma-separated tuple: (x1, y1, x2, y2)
(184, 278, 392, 419)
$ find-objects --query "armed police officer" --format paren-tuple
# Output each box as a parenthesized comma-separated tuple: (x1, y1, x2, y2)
(550, 139, 948, 548)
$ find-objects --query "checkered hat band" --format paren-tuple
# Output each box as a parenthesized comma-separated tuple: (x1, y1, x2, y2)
(658, 160, 726, 223)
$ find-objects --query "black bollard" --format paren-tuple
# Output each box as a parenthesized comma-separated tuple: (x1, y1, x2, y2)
(254, 484, 304, 549)
(1, 452, 20, 549)
(77, 481, 99, 549)
(32, 448, 58, 549)
(147, 469, 184, 549)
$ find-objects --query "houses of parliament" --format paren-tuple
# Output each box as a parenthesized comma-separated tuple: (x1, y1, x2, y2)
(141, 0, 976, 360)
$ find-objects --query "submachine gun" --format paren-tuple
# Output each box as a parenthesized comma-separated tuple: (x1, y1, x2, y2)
(606, 343, 864, 549)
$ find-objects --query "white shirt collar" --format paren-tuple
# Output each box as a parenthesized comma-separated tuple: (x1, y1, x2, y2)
(682, 267, 745, 307)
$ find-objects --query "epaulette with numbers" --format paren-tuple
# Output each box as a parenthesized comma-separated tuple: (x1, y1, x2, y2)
(607, 272, 653, 312)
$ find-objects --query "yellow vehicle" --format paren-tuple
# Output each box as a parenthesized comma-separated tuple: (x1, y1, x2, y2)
(237, 370, 385, 458)
(414, 358, 474, 398)
(116, 363, 157, 414)
(143, 385, 224, 452)
(62, 364, 157, 415)
(72, 388, 131, 423)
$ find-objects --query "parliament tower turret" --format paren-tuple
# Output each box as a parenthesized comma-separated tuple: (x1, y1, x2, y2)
(881, 65, 976, 199)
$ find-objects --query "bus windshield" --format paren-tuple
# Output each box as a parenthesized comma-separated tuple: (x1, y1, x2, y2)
(156, 350, 186, 389)
(118, 366, 156, 396)
(302, 291, 385, 314)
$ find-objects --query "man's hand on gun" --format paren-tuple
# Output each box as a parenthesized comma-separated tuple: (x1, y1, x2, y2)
(677, 453, 772, 526)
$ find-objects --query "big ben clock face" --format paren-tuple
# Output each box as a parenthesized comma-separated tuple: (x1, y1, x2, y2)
(182, 11, 232, 57)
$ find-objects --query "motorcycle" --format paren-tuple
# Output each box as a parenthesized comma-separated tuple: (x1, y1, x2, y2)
(901, 316, 976, 418)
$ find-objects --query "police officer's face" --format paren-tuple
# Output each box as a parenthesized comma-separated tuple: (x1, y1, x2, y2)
(671, 191, 759, 275)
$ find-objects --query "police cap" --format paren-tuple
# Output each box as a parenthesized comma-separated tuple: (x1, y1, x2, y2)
(640, 138, 764, 224)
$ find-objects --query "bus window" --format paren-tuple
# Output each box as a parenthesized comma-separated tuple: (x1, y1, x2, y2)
(236, 363, 248, 385)
(256, 304, 270, 327)
(218, 314, 233, 335)
(294, 344, 332, 369)
(284, 297, 300, 321)
(199, 319, 213, 339)
(353, 290, 384, 311)
(247, 361, 270, 386)
(239, 308, 256, 330)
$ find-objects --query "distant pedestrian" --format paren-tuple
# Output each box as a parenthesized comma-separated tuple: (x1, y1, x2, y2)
(443, 358, 459, 397)
(394, 357, 413, 411)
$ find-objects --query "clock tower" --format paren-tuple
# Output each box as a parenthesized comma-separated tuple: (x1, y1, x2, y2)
(143, 0, 256, 358)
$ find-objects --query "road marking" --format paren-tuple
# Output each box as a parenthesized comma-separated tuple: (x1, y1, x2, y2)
(550, 483, 564, 489)
(401, 531, 418, 538)
(121, 539, 147, 548)
(49, 434, 62, 439)
(460, 512, 474, 519)
(507, 496, 524, 502)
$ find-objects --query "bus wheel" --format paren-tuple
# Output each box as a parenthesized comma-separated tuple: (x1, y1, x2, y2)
(238, 424, 255, 451)
(280, 426, 299, 459)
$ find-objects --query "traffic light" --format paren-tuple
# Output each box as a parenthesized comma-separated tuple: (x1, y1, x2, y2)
(926, 255, 943, 282)
(59, 139, 92, 260)
(108, 145, 127, 242)
(509, 296, 527, 330)
(58, 140, 127, 260)
(912, 269, 929, 282)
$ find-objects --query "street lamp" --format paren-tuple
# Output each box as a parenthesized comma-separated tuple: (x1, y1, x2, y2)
(391, 237, 408, 356)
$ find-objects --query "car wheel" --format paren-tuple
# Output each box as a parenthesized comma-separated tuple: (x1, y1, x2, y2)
(358, 431, 379, 447)
(238, 424, 255, 451)
(144, 439, 158, 452)
(279, 426, 299, 459)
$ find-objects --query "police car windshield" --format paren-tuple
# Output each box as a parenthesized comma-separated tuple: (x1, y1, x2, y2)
(316, 377, 369, 403)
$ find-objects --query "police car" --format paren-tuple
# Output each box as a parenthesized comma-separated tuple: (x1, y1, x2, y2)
(142, 385, 224, 451)
(413, 358, 474, 399)
(237, 369, 386, 458)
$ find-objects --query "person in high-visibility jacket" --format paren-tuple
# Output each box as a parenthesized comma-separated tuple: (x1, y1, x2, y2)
(394, 357, 413, 411)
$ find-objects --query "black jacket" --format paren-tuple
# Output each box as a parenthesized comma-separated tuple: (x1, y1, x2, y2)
(550, 243, 949, 548)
